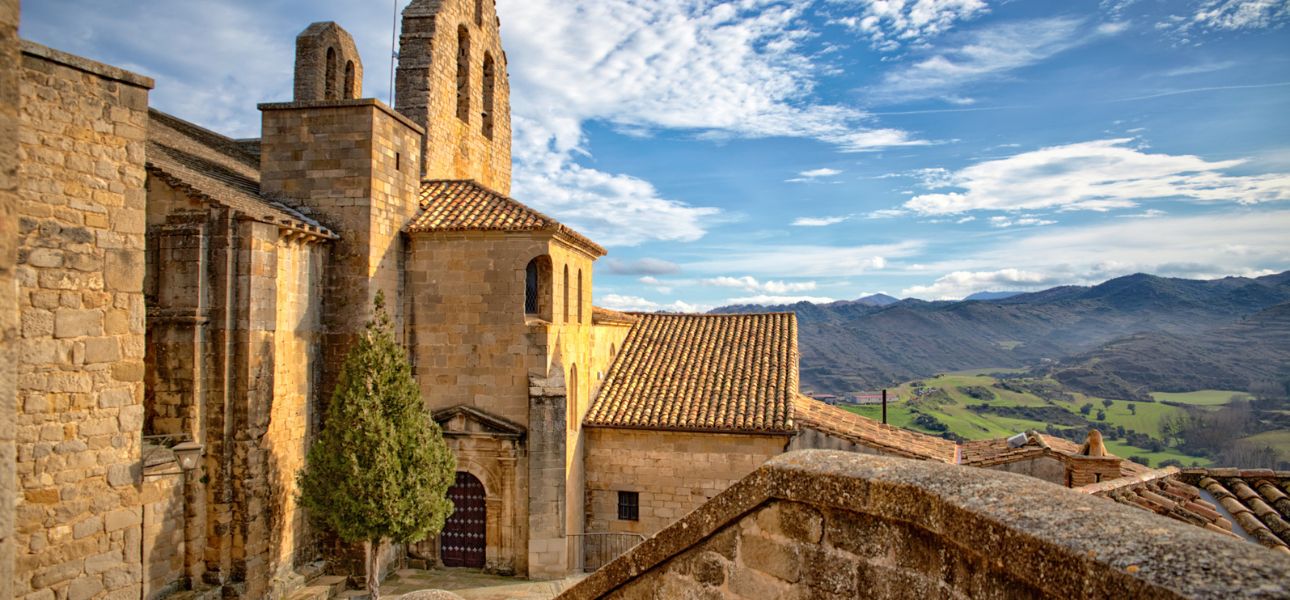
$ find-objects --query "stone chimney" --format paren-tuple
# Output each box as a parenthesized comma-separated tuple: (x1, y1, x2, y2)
(1066, 430, 1122, 487)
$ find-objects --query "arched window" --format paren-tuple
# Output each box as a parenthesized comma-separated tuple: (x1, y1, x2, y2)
(475, 0, 484, 26)
(344, 60, 356, 99)
(577, 269, 584, 324)
(563, 265, 570, 323)
(456, 26, 471, 122)
(324, 47, 338, 100)
(569, 365, 578, 431)
(481, 52, 496, 140)
(524, 256, 552, 320)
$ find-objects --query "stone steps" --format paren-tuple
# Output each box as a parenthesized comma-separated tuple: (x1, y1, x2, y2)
(285, 574, 351, 600)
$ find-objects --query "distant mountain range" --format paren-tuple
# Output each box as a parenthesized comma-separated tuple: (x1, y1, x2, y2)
(964, 291, 1023, 301)
(711, 271, 1290, 396)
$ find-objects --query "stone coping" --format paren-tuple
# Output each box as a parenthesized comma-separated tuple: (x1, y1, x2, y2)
(1077, 466, 1181, 495)
(558, 450, 1290, 599)
(20, 40, 154, 88)
(257, 98, 426, 135)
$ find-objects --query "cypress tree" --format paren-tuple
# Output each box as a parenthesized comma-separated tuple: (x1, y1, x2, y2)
(298, 292, 456, 599)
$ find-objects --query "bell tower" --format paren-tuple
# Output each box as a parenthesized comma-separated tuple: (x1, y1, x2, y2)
(395, 0, 512, 194)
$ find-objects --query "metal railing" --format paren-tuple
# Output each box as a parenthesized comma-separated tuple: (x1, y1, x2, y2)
(568, 532, 646, 572)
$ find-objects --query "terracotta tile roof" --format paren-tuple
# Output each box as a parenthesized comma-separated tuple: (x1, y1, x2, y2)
(146, 110, 336, 238)
(585, 313, 798, 433)
(959, 433, 1079, 467)
(592, 306, 638, 325)
(792, 395, 959, 463)
(1179, 468, 1290, 555)
(1080, 467, 1244, 541)
(408, 180, 605, 256)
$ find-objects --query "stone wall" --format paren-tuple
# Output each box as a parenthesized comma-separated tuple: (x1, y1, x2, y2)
(1, 3, 21, 599)
(561, 450, 1290, 600)
(583, 429, 787, 538)
(396, 0, 512, 193)
(14, 42, 153, 600)
(139, 466, 184, 599)
(259, 100, 423, 403)
(265, 240, 326, 583)
(983, 454, 1067, 486)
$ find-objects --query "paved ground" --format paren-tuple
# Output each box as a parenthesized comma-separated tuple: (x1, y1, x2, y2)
(379, 569, 587, 600)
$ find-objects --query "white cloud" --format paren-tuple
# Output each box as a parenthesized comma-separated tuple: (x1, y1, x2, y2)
(799, 168, 843, 178)
(988, 216, 1056, 228)
(829, 0, 990, 51)
(902, 269, 1060, 299)
(689, 241, 917, 277)
(1121, 209, 1168, 218)
(904, 138, 1290, 214)
(600, 294, 709, 313)
(1167, 0, 1290, 34)
(870, 16, 1115, 103)
(899, 210, 1290, 298)
(498, 0, 931, 244)
(792, 216, 850, 226)
(865, 208, 907, 219)
(723, 295, 837, 305)
(955, 215, 976, 223)
(702, 276, 819, 294)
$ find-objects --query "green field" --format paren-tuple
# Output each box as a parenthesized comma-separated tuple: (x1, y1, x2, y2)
(1150, 390, 1245, 406)
(1240, 430, 1290, 455)
(841, 372, 1207, 465)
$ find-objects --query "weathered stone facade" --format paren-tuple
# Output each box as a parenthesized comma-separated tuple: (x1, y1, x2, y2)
(14, 40, 153, 600)
(396, 0, 512, 193)
(1, 3, 22, 600)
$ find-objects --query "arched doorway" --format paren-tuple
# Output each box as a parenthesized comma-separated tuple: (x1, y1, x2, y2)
(442, 471, 486, 568)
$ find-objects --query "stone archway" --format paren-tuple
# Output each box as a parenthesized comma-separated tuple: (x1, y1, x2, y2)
(442, 471, 487, 568)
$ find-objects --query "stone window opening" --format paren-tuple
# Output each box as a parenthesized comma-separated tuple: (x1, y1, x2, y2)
(344, 60, 356, 98)
(456, 25, 471, 122)
(475, 0, 484, 27)
(324, 47, 338, 100)
(395, 152, 401, 172)
(577, 268, 584, 324)
(563, 265, 570, 323)
(569, 365, 578, 431)
(618, 491, 639, 521)
(482, 52, 496, 140)
(525, 256, 552, 321)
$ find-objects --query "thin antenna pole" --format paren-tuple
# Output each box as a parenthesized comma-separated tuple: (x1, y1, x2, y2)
(389, 0, 399, 105)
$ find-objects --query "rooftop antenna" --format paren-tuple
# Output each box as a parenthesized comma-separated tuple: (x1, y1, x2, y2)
(388, 0, 400, 105)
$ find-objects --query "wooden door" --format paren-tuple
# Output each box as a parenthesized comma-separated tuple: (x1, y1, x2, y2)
(441, 471, 486, 568)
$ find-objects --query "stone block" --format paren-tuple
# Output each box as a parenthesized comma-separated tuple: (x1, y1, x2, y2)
(66, 575, 104, 600)
(103, 249, 141, 292)
(104, 507, 138, 532)
(72, 515, 103, 539)
(82, 336, 120, 363)
(739, 531, 800, 583)
(756, 501, 822, 543)
(54, 308, 103, 338)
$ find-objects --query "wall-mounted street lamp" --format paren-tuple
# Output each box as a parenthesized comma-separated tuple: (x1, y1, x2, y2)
(142, 434, 205, 478)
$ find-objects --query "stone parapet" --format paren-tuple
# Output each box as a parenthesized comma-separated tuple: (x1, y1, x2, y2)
(559, 450, 1290, 599)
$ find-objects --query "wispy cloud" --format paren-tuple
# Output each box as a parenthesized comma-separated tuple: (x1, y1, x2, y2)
(900, 209, 1290, 298)
(723, 294, 837, 305)
(988, 216, 1057, 228)
(903, 138, 1290, 215)
(1111, 81, 1290, 102)
(787, 167, 845, 183)
(599, 294, 709, 313)
(792, 216, 851, 226)
(1160, 0, 1290, 38)
(702, 276, 819, 294)
(688, 241, 920, 277)
(604, 257, 682, 276)
(869, 16, 1119, 103)
(828, 0, 989, 51)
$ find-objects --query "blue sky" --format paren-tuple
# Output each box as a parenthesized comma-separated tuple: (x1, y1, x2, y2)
(21, 0, 1290, 309)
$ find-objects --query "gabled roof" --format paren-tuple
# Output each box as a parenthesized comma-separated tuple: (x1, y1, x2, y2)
(585, 313, 798, 434)
(960, 433, 1080, 467)
(146, 110, 336, 238)
(792, 394, 959, 463)
(408, 180, 605, 256)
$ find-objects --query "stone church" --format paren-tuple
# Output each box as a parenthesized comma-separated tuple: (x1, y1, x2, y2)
(4, 1, 1289, 599)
